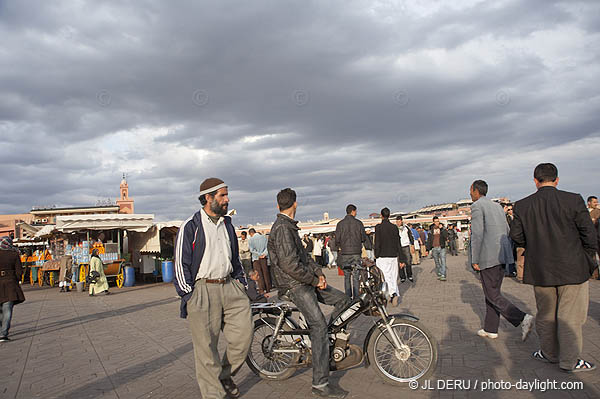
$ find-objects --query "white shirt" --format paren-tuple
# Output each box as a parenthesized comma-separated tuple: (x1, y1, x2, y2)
(398, 226, 411, 247)
(196, 209, 233, 280)
(313, 239, 323, 256)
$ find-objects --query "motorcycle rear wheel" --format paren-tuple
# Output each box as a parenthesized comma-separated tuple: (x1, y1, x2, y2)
(246, 317, 301, 380)
(367, 319, 437, 385)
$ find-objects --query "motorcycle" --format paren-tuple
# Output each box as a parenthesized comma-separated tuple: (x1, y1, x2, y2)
(245, 260, 438, 385)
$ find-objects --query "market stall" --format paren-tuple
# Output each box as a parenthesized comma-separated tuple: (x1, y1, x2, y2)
(34, 213, 154, 288)
(14, 238, 51, 285)
(127, 221, 180, 281)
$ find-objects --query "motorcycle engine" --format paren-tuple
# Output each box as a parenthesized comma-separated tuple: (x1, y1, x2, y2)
(332, 331, 350, 362)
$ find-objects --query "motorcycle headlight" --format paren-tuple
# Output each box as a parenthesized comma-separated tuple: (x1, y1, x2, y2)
(380, 281, 391, 300)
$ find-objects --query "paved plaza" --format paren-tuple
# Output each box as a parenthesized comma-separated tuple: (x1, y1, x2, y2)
(1, 254, 599, 399)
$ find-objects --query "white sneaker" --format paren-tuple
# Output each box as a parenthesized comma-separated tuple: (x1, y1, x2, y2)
(477, 329, 498, 339)
(521, 314, 534, 341)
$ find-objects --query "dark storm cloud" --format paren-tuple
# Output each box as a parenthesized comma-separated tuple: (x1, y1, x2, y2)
(0, 0, 599, 224)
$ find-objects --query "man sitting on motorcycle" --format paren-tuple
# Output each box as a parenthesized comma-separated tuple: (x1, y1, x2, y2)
(268, 188, 351, 399)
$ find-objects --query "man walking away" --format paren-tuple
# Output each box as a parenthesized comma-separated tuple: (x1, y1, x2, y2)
(395, 216, 414, 283)
(426, 217, 448, 281)
(249, 228, 272, 294)
(469, 180, 534, 340)
(375, 208, 407, 306)
(510, 164, 597, 372)
(335, 204, 367, 299)
(174, 178, 252, 398)
(268, 188, 350, 398)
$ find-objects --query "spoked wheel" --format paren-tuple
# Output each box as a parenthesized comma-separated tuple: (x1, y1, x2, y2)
(115, 270, 124, 288)
(38, 269, 44, 287)
(245, 317, 300, 380)
(367, 319, 437, 385)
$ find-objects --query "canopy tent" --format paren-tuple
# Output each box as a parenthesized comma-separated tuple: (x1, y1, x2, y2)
(55, 214, 155, 233)
(128, 221, 182, 254)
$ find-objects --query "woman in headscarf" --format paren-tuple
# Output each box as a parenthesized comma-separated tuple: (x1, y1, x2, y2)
(89, 248, 110, 296)
(0, 236, 25, 341)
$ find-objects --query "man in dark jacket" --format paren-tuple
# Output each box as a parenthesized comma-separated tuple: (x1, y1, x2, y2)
(510, 163, 597, 372)
(268, 188, 350, 398)
(0, 236, 25, 342)
(173, 178, 251, 398)
(303, 234, 314, 254)
(364, 229, 374, 260)
(426, 217, 448, 281)
(375, 208, 408, 306)
(335, 204, 367, 299)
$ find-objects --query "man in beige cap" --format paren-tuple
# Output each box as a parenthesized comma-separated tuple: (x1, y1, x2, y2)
(174, 178, 252, 398)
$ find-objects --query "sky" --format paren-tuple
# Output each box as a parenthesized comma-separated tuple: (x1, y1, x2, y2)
(1, 0, 599, 226)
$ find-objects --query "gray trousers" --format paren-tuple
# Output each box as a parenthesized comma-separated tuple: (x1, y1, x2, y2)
(534, 281, 589, 370)
(188, 279, 252, 399)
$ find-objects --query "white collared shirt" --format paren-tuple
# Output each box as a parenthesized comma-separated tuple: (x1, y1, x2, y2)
(195, 209, 233, 280)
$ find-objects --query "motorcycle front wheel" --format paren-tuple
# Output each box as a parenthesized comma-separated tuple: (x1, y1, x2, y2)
(245, 317, 301, 380)
(367, 319, 437, 385)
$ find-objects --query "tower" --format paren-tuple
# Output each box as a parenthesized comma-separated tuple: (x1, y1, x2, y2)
(116, 174, 134, 214)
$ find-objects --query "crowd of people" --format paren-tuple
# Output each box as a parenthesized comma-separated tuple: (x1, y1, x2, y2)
(2, 163, 599, 398)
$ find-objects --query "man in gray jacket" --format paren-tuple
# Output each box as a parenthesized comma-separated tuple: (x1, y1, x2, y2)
(470, 180, 533, 340)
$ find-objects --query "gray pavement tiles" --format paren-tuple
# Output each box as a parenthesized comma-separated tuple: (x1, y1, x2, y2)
(1, 254, 599, 398)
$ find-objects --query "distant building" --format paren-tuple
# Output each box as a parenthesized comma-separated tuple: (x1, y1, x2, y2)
(0, 214, 34, 238)
(0, 177, 136, 239)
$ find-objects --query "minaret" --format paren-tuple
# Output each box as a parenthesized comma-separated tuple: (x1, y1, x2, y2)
(116, 174, 134, 214)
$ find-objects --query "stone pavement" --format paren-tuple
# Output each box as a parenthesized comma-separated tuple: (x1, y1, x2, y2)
(1, 253, 599, 399)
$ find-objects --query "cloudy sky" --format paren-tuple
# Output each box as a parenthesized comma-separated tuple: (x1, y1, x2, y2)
(1, 0, 599, 225)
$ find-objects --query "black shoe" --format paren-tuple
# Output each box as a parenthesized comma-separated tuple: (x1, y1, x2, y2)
(103, 291, 111, 295)
(0, 336, 10, 342)
(221, 378, 240, 398)
(312, 385, 348, 398)
(408, 277, 414, 282)
(400, 278, 406, 283)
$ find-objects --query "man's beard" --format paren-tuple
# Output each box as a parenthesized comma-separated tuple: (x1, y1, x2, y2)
(210, 199, 228, 217)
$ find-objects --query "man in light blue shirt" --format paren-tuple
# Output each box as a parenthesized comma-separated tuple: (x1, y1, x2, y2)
(248, 228, 271, 294)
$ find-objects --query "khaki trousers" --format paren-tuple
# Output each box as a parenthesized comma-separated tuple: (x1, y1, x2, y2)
(534, 281, 589, 370)
(188, 279, 252, 399)
(411, 250, 420, 265)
